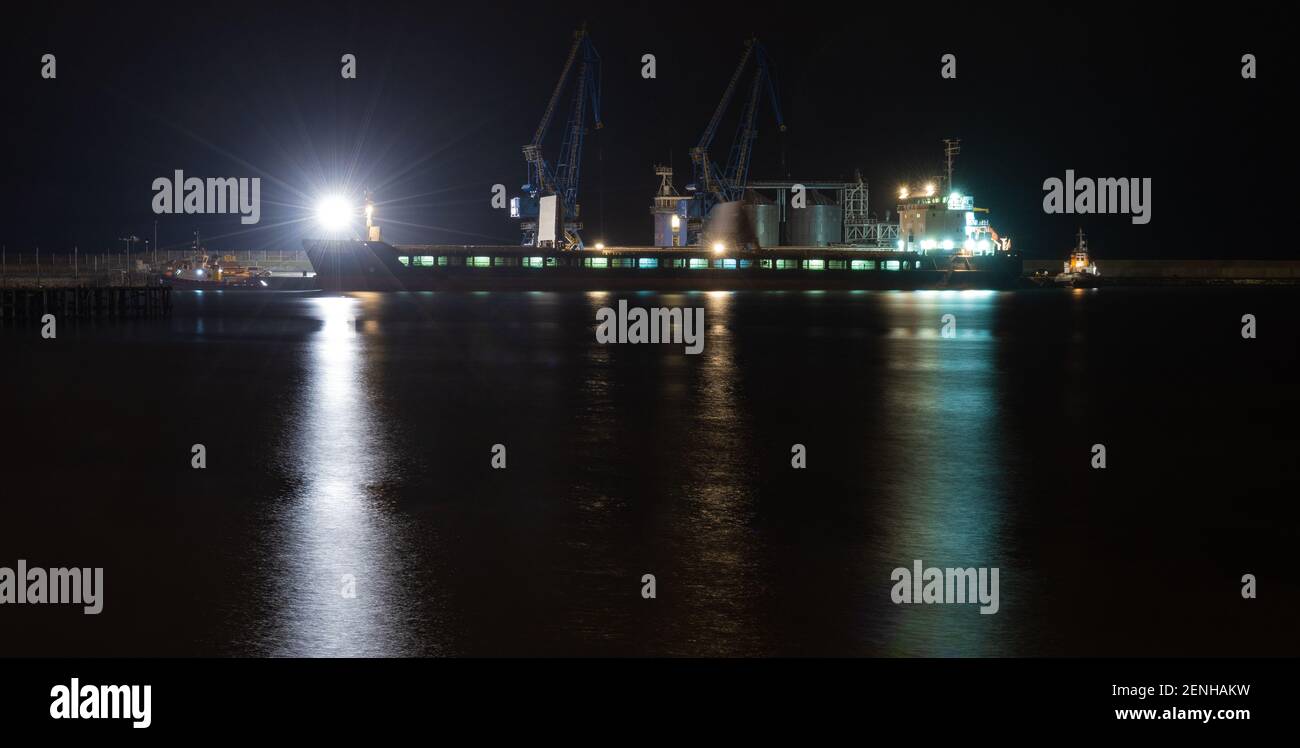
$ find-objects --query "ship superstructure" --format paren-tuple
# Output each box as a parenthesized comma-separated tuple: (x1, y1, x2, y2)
(895, 139, 1012, 262)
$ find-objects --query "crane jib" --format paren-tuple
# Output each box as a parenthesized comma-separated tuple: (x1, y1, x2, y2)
(691, 38, 787, 222)
(516, 27, 604, 249)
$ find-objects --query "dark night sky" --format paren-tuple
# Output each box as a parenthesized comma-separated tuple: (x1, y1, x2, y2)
(1, 1, 1284, 259)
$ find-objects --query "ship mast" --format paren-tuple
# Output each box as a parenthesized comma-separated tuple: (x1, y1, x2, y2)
(943, 138, 961, 191)
(364, 190, 381, 242)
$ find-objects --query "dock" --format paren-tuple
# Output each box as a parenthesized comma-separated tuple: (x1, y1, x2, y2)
(0, 287, 172, 321)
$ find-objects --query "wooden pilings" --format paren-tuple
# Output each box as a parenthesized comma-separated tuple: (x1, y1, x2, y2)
(0, 287, 172, 320)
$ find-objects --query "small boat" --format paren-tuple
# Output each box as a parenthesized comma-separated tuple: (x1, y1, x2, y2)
(161, 235, 272, 288)
(1054, 228, 1100, 287)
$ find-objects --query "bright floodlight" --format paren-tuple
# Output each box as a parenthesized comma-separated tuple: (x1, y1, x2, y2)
(316, 195, 353, 230)
(712, 242, 725, 254)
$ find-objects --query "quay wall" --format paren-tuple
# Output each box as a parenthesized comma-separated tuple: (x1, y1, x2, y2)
(1023, 260, 1300, 279)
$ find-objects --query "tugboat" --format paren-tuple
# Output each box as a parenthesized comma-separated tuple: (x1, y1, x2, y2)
(1054, 228, 1100, 287)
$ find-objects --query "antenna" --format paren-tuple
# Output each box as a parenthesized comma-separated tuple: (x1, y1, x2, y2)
(943, 138, 961, 189)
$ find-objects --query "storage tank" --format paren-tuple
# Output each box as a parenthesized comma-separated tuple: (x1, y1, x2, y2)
(742, 190, 779, 249)
(702, 200, 757, 248)
(786, 190, 843, 246)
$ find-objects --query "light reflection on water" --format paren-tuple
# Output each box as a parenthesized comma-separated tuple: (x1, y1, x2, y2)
(665, 291, 764, 654)
(255, 296, 431, 656)
(250, 290, 1022, 656)
(875, 292, 1011, 655)
(7, 287, 1292, 657)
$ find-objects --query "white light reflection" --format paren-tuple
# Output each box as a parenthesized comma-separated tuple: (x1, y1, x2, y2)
(258, 295, 425, 656)
(875, 291, 1013, 655)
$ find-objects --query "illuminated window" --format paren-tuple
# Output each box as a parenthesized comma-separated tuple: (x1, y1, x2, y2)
(850, 259, 874, 270)
(828, 260, 846, 269)
(804, 259, 825, 270)
(760, 259, 773, 268)
(524, 257, 544, 268)
(689, 258, 709, 269)
(638, 258, 659, 268)
(739, 259, 753, 268)
(493, 257, 515, 267)
(398, 256, 410, 266)
(412, 256, 436, 267)
(437, 256, 449, 266)
(884, 260, 900, 270)
(671, 258, 686, 268)
(583, 257, 608, 268)
(545, 257, 558, 267)
(611, 257, 635, 268)
(467, 256, 491, 268)
(775, 259, 796, 269)
(715, 258, 737, 269)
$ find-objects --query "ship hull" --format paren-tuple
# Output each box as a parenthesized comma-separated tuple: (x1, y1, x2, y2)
(162, 276, 267, 289)
(304, 240, 1022, 292)
(162, 277, 239, 289)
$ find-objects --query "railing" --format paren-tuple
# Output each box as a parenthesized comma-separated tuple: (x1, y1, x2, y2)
(0, 249, 310, 288)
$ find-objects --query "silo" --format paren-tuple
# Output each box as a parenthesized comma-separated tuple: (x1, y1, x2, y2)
(786, 190, 843, 246)
(742, 190, 779, 249)
(702, 200, 757, 248)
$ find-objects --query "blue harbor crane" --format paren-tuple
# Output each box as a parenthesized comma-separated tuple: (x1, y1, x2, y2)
(687, 37, 785, 243)
(512, 25, 603, 249)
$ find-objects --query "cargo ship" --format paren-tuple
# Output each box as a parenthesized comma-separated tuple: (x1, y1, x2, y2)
(304, 157, 1022, 292)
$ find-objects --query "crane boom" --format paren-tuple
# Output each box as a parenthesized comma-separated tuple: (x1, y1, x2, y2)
(688, 38, 785, 229)
(516, 26, 603, 248)
(689, 41, 756, 198)
(725, 43, 784, 197)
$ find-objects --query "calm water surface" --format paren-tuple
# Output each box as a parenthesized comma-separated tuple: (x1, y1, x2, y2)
(2, 288, 1297, 656)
